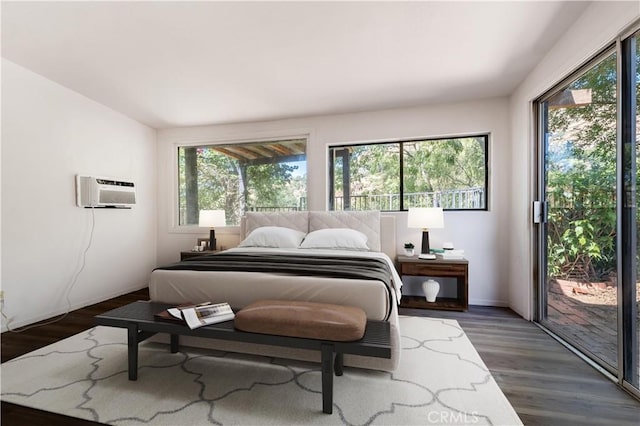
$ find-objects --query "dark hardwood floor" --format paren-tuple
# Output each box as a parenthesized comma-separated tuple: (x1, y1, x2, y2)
(400, 306, 640, 425)
(1, 288, 150, 426)
(2, 290, 639, 425)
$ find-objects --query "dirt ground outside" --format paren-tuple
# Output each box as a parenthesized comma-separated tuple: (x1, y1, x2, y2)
(546, 278, 639, 371)
(554, 278, 640, 307)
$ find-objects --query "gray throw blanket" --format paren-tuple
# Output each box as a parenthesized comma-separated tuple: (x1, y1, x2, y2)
(155, 252, 394, 319)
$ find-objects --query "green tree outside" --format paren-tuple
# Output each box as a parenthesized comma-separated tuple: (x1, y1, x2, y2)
(178, 143, 306, 226)
(546, 42, 640, 281)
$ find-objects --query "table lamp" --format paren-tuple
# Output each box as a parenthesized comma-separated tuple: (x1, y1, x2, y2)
(199, 210, 226, 251)
(407, 207, 444, 259)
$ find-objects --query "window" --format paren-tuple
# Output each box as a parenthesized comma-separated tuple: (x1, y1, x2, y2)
(329, 135, 488, 211)
(178, 138, 307, 226)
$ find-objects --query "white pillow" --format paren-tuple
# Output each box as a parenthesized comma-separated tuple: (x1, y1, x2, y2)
(239, 226, 306, 248)
(299, 228, 369, 250)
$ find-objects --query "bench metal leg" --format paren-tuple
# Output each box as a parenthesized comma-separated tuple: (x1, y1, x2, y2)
(321, 343, 335, 414)
(127, 323, 139, 381)
(170, 334, 179, 353)
(334, 352, 344, 376)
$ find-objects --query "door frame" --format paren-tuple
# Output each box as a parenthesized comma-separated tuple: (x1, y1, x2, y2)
(534, 30, 639, 399)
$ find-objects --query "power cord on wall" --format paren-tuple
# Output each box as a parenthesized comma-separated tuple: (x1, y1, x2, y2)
(1, 207, 96, 333)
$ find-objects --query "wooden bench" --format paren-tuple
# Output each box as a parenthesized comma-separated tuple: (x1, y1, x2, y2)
(95, 300, 391, 414)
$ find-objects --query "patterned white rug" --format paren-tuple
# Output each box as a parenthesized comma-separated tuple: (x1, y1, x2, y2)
(1, 316, 522, 425)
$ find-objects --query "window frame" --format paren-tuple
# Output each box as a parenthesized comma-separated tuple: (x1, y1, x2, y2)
(328, 133, 490, 212)
(172, 133, 309, 233)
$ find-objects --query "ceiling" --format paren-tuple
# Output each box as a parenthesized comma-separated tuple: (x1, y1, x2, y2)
(1, 1, 591, 129)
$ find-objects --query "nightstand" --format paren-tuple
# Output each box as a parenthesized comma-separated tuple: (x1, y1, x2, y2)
(396, 255, 468, 311)
(180, 250, 218, 261)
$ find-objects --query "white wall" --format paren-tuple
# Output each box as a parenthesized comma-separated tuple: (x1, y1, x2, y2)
(508, 2, 640, 319)
(157, 97, 512, 307)
(1, 59, 158, 330)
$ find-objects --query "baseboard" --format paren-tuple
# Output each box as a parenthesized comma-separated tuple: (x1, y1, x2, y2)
(1, 284, 147, 332)
(469, 298, 509, 307)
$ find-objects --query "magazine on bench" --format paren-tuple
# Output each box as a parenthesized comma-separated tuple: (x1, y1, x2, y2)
(160, 302, 235, 329)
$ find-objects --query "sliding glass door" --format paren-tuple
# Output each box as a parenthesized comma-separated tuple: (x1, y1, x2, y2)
(537, 30, 639, 396)
(539, 49, 619, 370)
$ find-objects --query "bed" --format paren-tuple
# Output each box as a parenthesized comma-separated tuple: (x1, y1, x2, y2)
(149, 210, 401, 372)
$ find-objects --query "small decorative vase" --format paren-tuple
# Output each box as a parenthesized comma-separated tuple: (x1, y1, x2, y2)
(422, 279, 440, 302)
(404, 248, 414, 256)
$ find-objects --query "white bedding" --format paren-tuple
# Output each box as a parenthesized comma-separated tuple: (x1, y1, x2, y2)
(150, 247, 402, 320)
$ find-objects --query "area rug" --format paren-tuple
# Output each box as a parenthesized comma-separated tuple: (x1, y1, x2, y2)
(1, 316, 522, 425)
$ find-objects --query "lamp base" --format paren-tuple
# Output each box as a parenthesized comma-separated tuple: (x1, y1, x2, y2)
(418, 253, 436, 260)
(418, 230, 434, 259)
(420, 230, 431, 255)
(208, 229, 217, 251)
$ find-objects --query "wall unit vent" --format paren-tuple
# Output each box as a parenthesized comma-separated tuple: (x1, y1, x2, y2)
(76, 175, 136, 208)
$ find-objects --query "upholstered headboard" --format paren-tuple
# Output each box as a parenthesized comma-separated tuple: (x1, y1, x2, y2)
(307, 210, 381, 251)
(243, 211, 309, 236)
(240, 211, 396, 259)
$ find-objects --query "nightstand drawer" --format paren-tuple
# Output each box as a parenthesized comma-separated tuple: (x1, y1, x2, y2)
(400, 262, 467, 276)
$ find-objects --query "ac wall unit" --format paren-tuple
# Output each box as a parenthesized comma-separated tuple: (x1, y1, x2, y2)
(76, 175, 136, 208)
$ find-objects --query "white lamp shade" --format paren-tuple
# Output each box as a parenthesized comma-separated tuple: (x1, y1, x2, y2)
(407, 207, 444, 229)
(199, 210, 226, 227)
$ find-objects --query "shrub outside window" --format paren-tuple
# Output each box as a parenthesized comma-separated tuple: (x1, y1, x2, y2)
(329, 135, 488, 211)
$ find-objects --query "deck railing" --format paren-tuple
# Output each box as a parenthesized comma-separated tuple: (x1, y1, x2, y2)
(243, 188, 485, 213)
(246, 206, 300, 212)
(331, 188, 485, 211)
